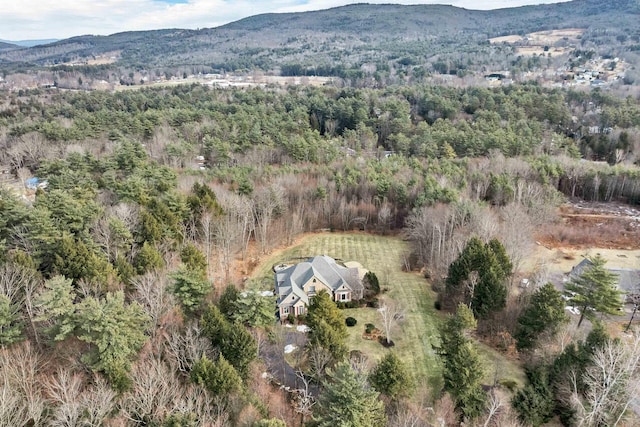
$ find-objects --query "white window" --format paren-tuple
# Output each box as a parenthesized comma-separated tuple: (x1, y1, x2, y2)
(309, 285, 316, 294)
(341, 293, 347, 301)
(282, 306, 289, 315)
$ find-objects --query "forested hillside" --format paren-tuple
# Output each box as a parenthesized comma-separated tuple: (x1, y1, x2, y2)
(1, 78, 640, 425)
(1, 0, 639, 87)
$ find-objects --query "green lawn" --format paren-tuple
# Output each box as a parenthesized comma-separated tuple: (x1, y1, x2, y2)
(250, 232, 443, 390)
(476, 342, 527, 388)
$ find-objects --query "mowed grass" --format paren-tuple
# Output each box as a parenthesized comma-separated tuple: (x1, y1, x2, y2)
(250, 232, 443, 390)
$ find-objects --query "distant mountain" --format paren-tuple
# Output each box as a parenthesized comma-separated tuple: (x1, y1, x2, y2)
(0, 39, 59, 47)
(0, 41, 18, 51)
(0, 0, 637, 72)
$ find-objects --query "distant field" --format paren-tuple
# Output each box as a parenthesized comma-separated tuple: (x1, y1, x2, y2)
(490, 28, 584, 57)
(490, 28, 584, 45)
(249, 232, 443, 389)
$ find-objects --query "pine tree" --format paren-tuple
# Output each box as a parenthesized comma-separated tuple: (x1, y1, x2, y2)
(201, 304, 256, 379)
(0, 294, 23, 346)
(515, 283, 568, 350)
(219, 322, 257, 379)
(35, 275, 76, 341)
(218, 284, 239, 321)
(169, 266, 211, 315)
(307, 290, 348, 361)
(232, 288, 276, 328)
(446, 237, 511, 319)
(512, 367, 555, 427)
(190, 354, 242, 396)
(75, 291, 150, 389)
(439, 304, 486, 421)
(369, 352, 412, 400)
(314, 362, 386, 427)
(566, 256, 624, 327)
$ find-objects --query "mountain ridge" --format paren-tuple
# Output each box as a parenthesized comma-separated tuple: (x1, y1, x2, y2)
(0, 0, 637, 74)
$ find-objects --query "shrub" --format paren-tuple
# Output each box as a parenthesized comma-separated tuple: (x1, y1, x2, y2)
(287, 313, 295, 324)
(365, 323, 376, 334)
(367, 298, 379, 308)
(499, 378, 518, 392)
(337, 300, 360, 309)
(378, 336, 395, 347)
(346, 317, 357, 327)
(364, 271, 381, 295)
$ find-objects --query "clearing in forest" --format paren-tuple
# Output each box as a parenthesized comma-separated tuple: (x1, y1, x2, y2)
(249, 232, 443, 389)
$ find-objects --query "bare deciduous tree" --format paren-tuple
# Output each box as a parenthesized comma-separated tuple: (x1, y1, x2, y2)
(121, 355, 182, 425)
(572, 333, 640, 427)
(499, 204, 534, 277)
(164, 323, 214, 374)
(294, 370, 315, 426)
(308, 345, 332, 381)
(378, 298, 405, 346)
(253, 185, 285, 254)
(131, 271, 175, 329)
(45, 368, 83, 426)
(0, 263, 41, 344)
(0, 342, 47, 426)
(81, 376, 118, 427)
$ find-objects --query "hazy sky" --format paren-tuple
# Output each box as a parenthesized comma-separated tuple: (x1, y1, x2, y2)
(1, 0, 571, 41)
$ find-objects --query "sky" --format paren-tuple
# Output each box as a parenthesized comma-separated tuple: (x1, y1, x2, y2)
(0, 0, 572, 41)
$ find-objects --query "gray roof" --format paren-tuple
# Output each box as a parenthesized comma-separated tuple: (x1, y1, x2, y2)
(570, 258, 594, 278)
(275, 255, 363, 306)
(570, 259, 640, 294)
(611, 269, 640, 293)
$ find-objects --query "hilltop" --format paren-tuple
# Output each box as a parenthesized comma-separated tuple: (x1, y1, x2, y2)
(0, 0, 638, 89)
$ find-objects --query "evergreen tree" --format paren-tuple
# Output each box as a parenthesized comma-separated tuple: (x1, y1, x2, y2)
(314, 362, 386, 427)
(512, 367, 555, 426)
(439, 304, 486, 421)
(201, 304, 256, 378)
(190, 354, 242, 396)
(35, 275, 77, 341)
(515, 283, 568, 350)
(201, 304, 229, 348)
(180, 243, 208, 276)
(566, 256, 624, 327)
(446, 237, 511, 319)
(232, 289, 276, 328)
(307, 290, 348, 361)
(133, 241, 164, 275)
(75, 291, 150, 389)
(218, 284, 239, 321)
(219, 322, 257, 379)
(0, 294, 24, 346)
(170, 266, 211, 315)
(369, 351, 412, 400)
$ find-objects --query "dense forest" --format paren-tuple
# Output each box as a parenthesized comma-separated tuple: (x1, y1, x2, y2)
(0, 77, 639, 426)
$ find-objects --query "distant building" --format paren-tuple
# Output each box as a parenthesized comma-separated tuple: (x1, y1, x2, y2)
(569, 258, 640, 294)
(25, 177, 48, 190)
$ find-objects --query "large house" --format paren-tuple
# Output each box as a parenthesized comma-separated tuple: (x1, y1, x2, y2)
(570, 258, 640, 295)
(274, 255, 364, 319)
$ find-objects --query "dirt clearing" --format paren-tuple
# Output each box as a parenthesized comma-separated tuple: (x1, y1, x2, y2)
(537, 202, 640, 251)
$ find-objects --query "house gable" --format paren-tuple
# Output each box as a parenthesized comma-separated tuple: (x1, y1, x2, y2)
(302, 274, 332, 295)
